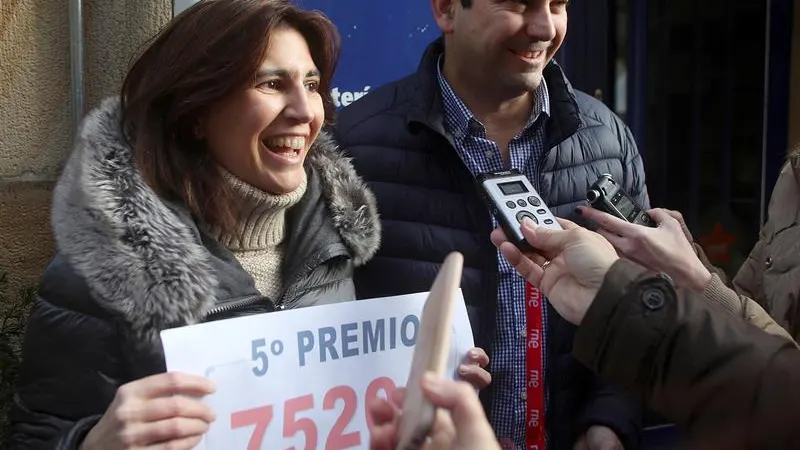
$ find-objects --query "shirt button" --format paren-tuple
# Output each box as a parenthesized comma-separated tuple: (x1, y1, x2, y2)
(520, 390, 528, 401)
(485, 150, 494, 159)
(766, 257, 774, 269)
(519, 329, 526, 338)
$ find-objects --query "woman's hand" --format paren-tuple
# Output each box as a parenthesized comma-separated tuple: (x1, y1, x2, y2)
(490, 217, 619, 325)
(458, 347, 491, 389)
(80, 372, 216, 450)
(577, 206, 712, 291)
(368, 373, 501, 450)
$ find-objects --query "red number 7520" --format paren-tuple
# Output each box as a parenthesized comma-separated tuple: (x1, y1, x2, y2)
(230, 376, 396, 450)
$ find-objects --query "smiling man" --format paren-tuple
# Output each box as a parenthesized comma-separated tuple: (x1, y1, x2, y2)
(334, 1, 648, 449)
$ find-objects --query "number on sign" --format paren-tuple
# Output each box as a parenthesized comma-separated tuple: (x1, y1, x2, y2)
(252, 338, 268, 376)
(231, 405, 273, 450)
(323, 386, 361, 450)
(284, 394, 318, 450)
(364, 377, 397, 432)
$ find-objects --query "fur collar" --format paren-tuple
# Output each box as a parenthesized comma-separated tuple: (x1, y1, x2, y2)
(52, 97, 380, 342)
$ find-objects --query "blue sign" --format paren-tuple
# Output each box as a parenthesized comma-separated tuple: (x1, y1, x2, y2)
(295, 1, 438, 108)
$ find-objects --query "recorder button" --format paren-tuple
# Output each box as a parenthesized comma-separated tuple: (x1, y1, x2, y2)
(516, 211, 538, 224)
(517, 199, 527, 207)
(506, 201, 517, 209)
(528, 196, 542, 206)
(536, 209, 547, 215)
(544, 219, 554, 225)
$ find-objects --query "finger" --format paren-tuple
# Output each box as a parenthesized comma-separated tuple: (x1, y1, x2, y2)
(556, 217, 580, 230)
(660, 208, 684, 222)
(121, 372, 216, 400)
(577, 206, 637, 236)
(369, 422, 398, 450)
(132, 417, 210, 446)
(518, 219, 572, 257)
(573, 435, 590, 450)
(421, 374, 489, 432)
(595, 228, 630, 256)
(586, 425, 623, 450)
(645, 208, 676, 225)
(146, 434, 203, 450)
(425, 409, 456, 449)
(490, 227, 509, 248)
(137, 396, 216, 424)
(390, 387, 406, 409)
(368, 396, 400, 426)
(498, 242, 544, 285)
(525, 251, 549, 267)
(457, 365, 492, 389)
(464, 347, 490, 367)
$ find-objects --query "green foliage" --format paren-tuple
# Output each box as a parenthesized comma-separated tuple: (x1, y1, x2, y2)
(0, 272, 36, 448)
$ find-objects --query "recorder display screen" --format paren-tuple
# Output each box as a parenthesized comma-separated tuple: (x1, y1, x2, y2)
(615, 196, 639, 221)
(498, 181, 528, 195)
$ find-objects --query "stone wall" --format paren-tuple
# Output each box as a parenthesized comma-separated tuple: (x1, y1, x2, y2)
(0, 0, 172, 292)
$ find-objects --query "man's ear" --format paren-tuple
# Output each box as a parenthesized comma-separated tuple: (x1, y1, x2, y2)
(430, 0, 457, 33)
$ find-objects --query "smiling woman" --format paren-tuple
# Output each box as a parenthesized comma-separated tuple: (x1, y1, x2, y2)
(8, 2, 382, 450)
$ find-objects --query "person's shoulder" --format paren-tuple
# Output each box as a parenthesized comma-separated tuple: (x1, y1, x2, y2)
(571, 89, 625, 128)
(334, 73, 420, 141)
(36, 253, 116, 320)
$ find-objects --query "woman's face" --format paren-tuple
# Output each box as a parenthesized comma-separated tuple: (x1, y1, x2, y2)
(202, 26, 324, 194)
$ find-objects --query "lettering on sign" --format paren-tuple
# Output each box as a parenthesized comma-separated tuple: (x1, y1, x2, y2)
(230, 377, 396, 450)
(295, 314, 419, 367)
(527, 369, 539, 389)
(527, 408, 540, 428)
(527, 328, 540, 349)
(161, 290, 475, 450)
(250, 314, 421, 373)
(331, 86, 371, 108)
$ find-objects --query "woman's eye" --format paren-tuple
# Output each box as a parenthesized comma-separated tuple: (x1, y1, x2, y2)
(306, 81, 320, 92)
(259, 80, 281, 90)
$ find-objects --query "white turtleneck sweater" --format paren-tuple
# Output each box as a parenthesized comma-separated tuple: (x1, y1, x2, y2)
(209, 170, 308, 300)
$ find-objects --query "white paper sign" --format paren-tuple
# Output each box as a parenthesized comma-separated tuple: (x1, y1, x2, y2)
(161, 291, 475, 450)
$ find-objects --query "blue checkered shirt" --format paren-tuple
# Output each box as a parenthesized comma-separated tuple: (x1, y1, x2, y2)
(436, 57, 551, 450)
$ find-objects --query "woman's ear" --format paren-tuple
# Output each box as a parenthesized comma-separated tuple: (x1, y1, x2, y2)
(194, 117, 206, 140)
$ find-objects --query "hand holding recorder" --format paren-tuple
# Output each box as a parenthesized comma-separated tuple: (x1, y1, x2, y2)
(577, 206, 712, 291)
(490, 218, 619, 326)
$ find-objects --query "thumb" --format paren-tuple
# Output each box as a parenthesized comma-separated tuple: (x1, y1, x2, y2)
(421, 374, 489, 434)
(520, 219, 571, 257)
(645, 208, 674, 224)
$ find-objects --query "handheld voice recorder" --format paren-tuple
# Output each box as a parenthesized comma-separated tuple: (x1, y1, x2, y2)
(476, 169, 562, 252)
(586, 174, 656, 227)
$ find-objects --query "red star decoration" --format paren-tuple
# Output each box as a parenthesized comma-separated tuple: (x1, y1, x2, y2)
(698, 223, 737, 264)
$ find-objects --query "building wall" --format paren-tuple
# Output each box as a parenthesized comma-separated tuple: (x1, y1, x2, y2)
(790, 0, 800, 148)
(0, 0, 171, 292)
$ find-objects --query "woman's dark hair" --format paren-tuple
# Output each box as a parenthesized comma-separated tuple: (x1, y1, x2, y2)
(120, 0, 340, 232)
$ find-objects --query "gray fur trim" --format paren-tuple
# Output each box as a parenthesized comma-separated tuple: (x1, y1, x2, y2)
(306, 132, 381, 266)
(51, 97, 380, 343)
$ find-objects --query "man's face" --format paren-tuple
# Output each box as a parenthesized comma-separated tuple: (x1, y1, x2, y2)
(443, 0, 568, 94)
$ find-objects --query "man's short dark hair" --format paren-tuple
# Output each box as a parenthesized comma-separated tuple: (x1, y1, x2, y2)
(460, 0, 473, 7)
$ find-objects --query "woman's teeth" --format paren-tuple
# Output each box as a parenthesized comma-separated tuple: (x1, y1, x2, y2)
(263, 136, 305, 151)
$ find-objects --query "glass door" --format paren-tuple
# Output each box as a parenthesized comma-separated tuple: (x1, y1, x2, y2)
(611, 0, 769, 277)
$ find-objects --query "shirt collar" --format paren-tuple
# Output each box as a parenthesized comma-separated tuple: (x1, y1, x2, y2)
(436, 54, 551, 141)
